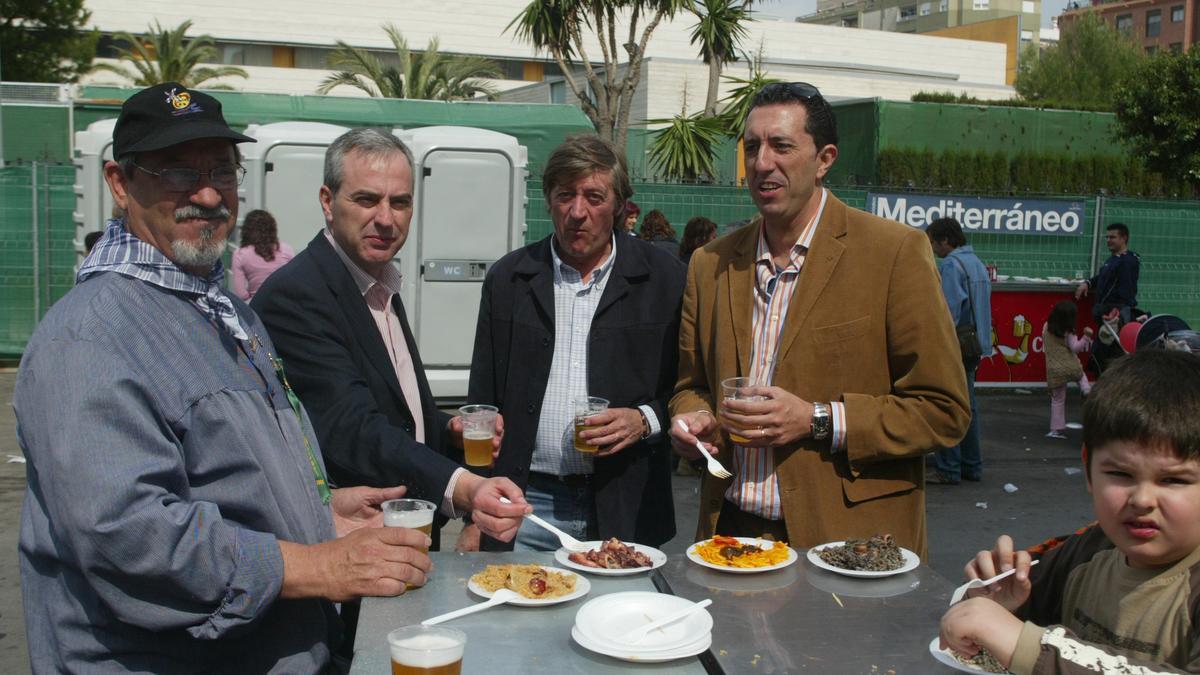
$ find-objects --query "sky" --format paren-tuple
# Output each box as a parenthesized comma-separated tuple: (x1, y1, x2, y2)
(759, 0, 1064, 28)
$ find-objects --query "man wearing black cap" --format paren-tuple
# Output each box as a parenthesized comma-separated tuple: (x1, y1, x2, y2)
(14, 83, 432, 673)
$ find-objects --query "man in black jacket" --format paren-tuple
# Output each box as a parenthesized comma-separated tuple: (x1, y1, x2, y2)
(253, 128, 530, 553)
(1076, 222, 1140, 324)
(467, 135, 686, 551)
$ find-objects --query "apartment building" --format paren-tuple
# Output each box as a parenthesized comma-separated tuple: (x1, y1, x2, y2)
(1057, 0, 1197, 53)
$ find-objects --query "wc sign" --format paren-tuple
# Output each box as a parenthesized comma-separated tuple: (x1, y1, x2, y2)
(868, 192, 1086, 237)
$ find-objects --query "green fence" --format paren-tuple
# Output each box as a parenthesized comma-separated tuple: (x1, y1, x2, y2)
(2, 169, 1197, 357)
(0, 164, 77, 356)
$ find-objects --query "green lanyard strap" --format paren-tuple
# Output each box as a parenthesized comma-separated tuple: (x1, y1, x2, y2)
(269, 353, 332, 505)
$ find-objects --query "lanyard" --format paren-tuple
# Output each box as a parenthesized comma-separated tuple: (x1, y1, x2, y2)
(267, 353, 333, 505)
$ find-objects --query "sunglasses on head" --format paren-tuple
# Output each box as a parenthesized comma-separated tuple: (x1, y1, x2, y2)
(758, 82, 823, 100)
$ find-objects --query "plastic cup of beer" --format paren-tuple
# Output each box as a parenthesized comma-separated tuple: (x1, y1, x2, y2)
(457, 404, 498, 468)
(720, 376, 767, 444)
(387, 625, 465, 675)
(382, 499, 436, 554)
(573, 396, 609, 454)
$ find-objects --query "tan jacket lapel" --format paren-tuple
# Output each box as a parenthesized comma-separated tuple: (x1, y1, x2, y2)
(725, 221, 760, 375)
(776, 194, 849, 365)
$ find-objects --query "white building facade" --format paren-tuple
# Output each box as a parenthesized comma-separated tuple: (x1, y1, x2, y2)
(81, 0, 1013, 117)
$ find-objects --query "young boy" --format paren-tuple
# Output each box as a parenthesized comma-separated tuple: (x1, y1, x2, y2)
(940, 349, 1200, 674)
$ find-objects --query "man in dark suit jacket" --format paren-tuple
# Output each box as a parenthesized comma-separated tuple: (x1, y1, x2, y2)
(253, 128, 529, 554)
(467, 135, 685, 552)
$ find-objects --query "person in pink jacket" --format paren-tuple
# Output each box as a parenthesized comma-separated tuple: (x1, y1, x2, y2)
(1043, 300, 1093, 439)
(231, 209, 293, 301)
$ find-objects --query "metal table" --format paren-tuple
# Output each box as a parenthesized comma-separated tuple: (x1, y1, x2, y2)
(352, 550, 963, 673)
(350, 552, 708, 674)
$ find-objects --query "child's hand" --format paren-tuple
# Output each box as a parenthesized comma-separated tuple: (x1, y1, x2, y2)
(939, 597, 1024, 669)
(963, 534, 1033, 611)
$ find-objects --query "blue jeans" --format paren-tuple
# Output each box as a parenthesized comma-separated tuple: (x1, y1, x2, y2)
(514, 473, 594, 552)
(934, 366, 982, 481)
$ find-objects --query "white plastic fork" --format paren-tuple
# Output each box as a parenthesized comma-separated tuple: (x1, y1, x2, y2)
(422, 589, 519, 625)
(949, 559, 1039, 606)
(619, 598, 713, 644)
(499, 497, 591, 552)
(675, 418, 732, 479)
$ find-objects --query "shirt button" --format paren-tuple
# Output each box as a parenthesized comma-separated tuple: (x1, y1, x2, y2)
(526, 404, 536, 414)
(542, 338, 551, 347)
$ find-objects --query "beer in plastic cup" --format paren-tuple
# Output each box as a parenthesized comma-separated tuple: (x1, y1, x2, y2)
(382, 499, 436, 554)
(387, 625, 465, 675)
(720, 376, 767, 444)
(573, 396, 609, 453)
(457, 404, 498, 468)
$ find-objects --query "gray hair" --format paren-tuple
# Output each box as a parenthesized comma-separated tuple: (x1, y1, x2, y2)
(541, 134, 632, 211)
(324, 128, 414, 194)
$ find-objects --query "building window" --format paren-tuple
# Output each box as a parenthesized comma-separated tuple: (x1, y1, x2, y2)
(842, 16, 859, 26)
(1170, 42, 1183, 53)
(1022, 0, 1035, 12)
(1116, 14, 1133, 36)
(1171, 5, 1184, 21)
(939, 0, 948, 10)
(920, 2, 931, 15)
(899, 5, 917, 20)
(1147, 10, 1162, 37)
(972, 0, 989, 10)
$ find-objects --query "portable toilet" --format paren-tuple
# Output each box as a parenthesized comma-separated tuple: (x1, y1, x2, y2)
(393, 125, 528, 402)
(239, 121, 350, 253)
(73, 118, 118, 261)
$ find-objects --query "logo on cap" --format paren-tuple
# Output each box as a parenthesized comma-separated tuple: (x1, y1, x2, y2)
(164, 87, 202, 116)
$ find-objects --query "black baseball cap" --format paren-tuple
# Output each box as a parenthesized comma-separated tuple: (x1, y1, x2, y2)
(112, 82, 254, 158)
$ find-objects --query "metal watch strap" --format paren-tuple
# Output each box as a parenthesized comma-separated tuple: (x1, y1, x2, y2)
(811, 402, 831, 441)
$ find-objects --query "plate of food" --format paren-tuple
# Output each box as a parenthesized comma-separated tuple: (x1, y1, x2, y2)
(686, 536, 797, 574)
(928, 637, 1012, 673)
(806, 534, 920, 578)
(467, 564, 590, 606)
(554, 537, 667, 576)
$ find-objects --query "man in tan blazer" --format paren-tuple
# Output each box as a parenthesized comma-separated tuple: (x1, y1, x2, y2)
(668, 83, 969, 558)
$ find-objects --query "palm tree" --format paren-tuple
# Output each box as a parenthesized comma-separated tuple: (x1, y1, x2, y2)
(507, 0, 692, 148)
(644, 48, 779, 182)
(689, 0, 753, 117)
(646, 107, 727, 182)
(317, 24, 500, 101)
(92, 20, 247, 89)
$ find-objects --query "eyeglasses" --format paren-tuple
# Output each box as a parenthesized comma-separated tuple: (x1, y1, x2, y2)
(757, 82, 823, 101)
(133, 162, 246, 192)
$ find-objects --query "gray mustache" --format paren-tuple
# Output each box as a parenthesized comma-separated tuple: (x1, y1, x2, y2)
(175, 205, 231, 222)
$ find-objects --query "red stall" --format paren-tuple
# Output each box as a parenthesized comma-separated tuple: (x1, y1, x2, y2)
(977, 280, 1094, 386)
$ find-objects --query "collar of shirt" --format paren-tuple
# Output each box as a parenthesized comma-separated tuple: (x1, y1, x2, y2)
(77, 218, 248, 341)
(754, 187, 828, 278)
(550, 232, 618, 289)
(323, 228, 404, 299)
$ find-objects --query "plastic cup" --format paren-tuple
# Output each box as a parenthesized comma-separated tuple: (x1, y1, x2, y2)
(387, 625, 465, 675)
(573, 396, 609, 453)
(720, 376, 767, 444)
(382, 499, 436, 553)
(457, 404, 498, 467)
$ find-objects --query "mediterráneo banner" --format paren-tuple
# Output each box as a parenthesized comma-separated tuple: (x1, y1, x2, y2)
(867, 192, 1087, 237)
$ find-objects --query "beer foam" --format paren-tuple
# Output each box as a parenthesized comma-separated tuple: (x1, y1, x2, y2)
(463, 430, 492, 440)
(389, 633, 464, 667)
(384, 509, 434, 529)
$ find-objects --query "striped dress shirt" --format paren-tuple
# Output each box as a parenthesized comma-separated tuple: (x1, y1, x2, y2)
(728, 189, 848, 520)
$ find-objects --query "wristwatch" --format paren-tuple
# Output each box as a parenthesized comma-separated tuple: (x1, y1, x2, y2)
(811, 402, 831, 441)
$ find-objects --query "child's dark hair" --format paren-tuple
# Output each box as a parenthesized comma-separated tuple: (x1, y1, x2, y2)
(1083, 350, 1200, 475)
(1046, 300, 1078, 338)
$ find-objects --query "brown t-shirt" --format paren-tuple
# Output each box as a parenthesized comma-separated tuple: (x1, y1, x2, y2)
(1011, 525, 1200, 674)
